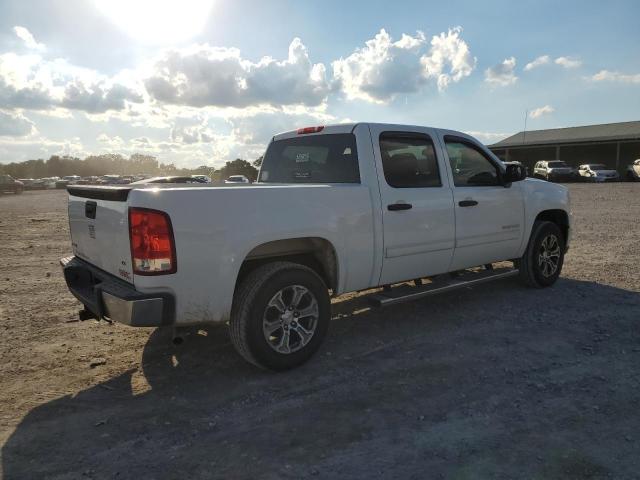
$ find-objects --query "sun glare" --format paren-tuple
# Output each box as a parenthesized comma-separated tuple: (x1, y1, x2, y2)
(94, 0, 214, 45)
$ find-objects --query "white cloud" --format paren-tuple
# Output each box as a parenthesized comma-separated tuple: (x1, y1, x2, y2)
(13, 26, 45, 51)
(529, 105, 555, 119)
(97, 133, 125, 147)
(591, 70, 640, 84)
(464, 131, 510, 144)
(61, 79, 143, 113)
(0, 135, 86, 161)
(144, 38, 330, 108)
(555, 56, 581, 68)
(421, 27, 476, 90)
(524, 55, 550, 71)
(0, 110, 36, 137)
(484, 57, 518, 86)
(0, 52, 144, 113)
(332, 27, 475, 103)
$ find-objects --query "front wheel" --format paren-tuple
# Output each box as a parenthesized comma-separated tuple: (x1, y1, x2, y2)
(517, 221, 565, 288)
(229, 261, 330, 371)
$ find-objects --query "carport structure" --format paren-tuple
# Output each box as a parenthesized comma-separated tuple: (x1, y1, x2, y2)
(489, 120, 640, 174)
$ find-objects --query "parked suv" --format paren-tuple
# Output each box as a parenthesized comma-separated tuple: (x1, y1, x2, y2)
(0, 175, 24, 194)
(533, 161, 577, 182)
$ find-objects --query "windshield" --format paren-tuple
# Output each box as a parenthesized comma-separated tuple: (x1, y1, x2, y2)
(590, 164, 607, 170)
(547, 161, 569, 168)
(259, 134, 359, 184)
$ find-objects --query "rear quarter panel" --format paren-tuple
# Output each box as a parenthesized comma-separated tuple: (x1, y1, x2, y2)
(128, 184, 376, 325)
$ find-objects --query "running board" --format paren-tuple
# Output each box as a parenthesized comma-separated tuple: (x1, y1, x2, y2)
(369, 267, 519, 307)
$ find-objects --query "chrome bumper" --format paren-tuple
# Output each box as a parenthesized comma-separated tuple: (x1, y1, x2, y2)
(60, 256, 174, 326)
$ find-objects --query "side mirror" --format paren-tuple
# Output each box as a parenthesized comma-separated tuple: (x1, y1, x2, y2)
(503, 163, 527, 184)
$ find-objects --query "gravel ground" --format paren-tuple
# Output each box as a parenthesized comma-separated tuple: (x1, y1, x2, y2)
(1, 184, 639, 479)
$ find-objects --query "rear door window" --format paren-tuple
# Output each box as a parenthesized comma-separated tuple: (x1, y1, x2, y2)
(379, 133, 441, 188)
(259, 134, 359, 183)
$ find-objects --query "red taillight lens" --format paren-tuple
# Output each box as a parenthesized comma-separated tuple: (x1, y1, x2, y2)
(297, 126, 324, 134)
(129, 207, 176, 275)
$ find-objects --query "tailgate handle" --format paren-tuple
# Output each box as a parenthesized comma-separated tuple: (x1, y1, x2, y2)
(85, 201, 97, 219)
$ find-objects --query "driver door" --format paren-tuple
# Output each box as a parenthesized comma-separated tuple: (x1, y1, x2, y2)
(439, 134, 525, 270)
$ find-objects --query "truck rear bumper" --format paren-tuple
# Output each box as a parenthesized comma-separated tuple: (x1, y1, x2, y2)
(60, 256, 175, 326)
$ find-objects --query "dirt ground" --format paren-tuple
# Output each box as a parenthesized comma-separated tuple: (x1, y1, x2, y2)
(1, 184, 639, 479)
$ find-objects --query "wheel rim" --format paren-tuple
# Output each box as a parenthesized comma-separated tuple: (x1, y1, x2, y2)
(262, 285, 319, 354)
(537, 234, 561, 278)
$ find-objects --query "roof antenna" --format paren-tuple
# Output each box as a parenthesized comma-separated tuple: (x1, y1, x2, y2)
(523, 110, 528, 144)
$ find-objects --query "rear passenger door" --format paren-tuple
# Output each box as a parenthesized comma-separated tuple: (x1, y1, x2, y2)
(439, 134, 524, 270)
(369, 125, 456, 285)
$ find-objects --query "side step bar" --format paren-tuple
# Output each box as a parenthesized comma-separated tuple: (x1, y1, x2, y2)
(369, 267, 519, 307)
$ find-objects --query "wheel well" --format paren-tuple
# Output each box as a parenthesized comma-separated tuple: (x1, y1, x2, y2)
(535, 209, 569, 243)
(235, 237, 338, 294)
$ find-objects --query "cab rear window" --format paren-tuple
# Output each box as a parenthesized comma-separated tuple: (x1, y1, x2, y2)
(258, 134, 360, 184)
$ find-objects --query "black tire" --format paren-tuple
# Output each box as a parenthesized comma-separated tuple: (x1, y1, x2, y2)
(517, 221, 565, 288)
(229, 261, 330, 371)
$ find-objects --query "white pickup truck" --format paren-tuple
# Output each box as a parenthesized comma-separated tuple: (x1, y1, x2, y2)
(61, 123, 571, 370)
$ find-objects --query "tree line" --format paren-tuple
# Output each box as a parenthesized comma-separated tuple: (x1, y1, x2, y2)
(0, 154, 261, 182)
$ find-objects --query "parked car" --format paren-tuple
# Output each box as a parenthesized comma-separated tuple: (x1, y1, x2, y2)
(225, 175, 250, 184)
(0, 174, 24, 194)
(533, 160, 577, 182)
(75, 176, 100, 185)
(31, 177, 59, 190)
(130, 176, 210, 185)
(56, 175, 82, 189)
(191, 175, 212, 183)
(503, 160, 529, 177)
(626, 159, 640, 182)
(18, 178, 36, 190)
(61, 123, 570, 370)
(578, 164, 620, 182)
(98, 175, 130, 185)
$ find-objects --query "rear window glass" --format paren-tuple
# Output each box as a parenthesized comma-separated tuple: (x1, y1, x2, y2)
(259, 134, 360, 184)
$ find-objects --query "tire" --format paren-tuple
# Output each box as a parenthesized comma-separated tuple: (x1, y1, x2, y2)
(229, 261, 330, 371)
(517, 221, 565, 288)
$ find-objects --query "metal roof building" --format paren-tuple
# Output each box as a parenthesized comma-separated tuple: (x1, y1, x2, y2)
(489, 121, 640, 174)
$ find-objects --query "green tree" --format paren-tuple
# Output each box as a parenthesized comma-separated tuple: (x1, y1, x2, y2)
(218, 159, 259, 182)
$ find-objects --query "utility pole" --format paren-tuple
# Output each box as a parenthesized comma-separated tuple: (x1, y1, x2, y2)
(523, 110, 528, 144)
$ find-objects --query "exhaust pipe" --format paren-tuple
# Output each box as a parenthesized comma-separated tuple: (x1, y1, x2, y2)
(172, 326, 189, 345)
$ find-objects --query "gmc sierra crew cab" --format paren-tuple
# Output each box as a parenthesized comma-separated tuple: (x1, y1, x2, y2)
(61, 123, 571, 370)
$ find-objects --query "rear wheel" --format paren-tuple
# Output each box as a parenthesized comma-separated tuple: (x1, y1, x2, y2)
(229, 261, 330, 371)
(517, 221, 565, 288)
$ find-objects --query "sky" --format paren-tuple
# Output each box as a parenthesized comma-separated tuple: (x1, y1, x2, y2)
(0, 0, 638, 168)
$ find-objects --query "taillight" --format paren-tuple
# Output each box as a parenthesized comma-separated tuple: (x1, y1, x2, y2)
(297, 126, 324, 134)
(128, 207, 177, 275)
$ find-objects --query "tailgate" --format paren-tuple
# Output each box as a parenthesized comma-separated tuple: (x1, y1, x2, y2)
(67, 186, 134, 283)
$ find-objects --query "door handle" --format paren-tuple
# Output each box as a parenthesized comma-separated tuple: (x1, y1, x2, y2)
(387, 203, 413, 211)
(458, 200, 478, 207)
